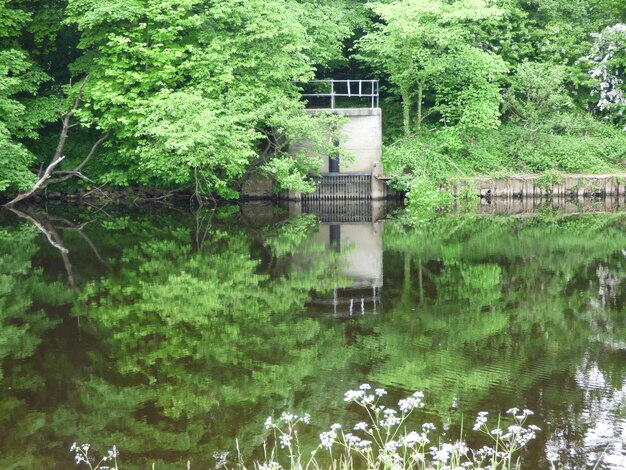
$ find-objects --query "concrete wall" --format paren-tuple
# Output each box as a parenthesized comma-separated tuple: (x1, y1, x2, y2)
(305, 108, 382, 174)
(470, 196, 626, 216)
(450, 174, 626, 198)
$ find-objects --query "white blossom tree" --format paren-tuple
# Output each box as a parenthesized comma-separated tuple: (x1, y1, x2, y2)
(586, 24, 626, 128)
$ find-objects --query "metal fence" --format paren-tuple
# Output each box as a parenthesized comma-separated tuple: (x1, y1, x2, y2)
(300, 79, 379, 109)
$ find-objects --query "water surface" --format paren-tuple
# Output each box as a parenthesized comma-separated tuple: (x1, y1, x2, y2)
(1, 201, 625, 468)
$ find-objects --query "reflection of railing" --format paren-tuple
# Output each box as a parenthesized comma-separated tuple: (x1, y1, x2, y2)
(309, 287, 381, 317)
(301, 79, 379, 109)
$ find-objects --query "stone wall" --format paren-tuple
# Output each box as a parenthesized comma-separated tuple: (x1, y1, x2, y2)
(450, 174, 626, 198)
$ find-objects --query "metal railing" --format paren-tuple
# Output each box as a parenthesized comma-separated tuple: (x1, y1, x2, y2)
(301, 79, 379, 109)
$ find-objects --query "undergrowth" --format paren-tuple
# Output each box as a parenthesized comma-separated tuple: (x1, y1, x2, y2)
(384, 115, 626, 219)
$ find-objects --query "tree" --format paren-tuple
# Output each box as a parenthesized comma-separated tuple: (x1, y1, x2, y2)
(61, 0, 354, 198)
(356, 0, 507, 135)
(0, 1, 40, 194)
(584, 24, 626, 128)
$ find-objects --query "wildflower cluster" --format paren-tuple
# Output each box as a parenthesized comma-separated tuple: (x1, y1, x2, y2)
(70, 386, 540, 470)
(585, 23, 626, 127)
(70, 443, 118, 470)
(471, 408, 540, 468)
(261, 411, 312, 468)
(256, 385, 539, 469)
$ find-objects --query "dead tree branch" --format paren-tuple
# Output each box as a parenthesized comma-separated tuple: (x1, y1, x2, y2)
(46, 133, 109, 185)
(4, 78, 106, 206)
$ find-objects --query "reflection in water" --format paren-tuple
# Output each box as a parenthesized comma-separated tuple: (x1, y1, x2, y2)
(1, 202, 626, 468)
(307, 221, 383, 317)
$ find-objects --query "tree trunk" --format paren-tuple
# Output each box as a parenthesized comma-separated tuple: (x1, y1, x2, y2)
(402, 88, 411, 137)
(417, 83, 424, 131)
(4, 79, 105, 206)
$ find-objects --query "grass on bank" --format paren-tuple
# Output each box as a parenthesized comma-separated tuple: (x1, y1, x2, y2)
(383, 115, 626, 219)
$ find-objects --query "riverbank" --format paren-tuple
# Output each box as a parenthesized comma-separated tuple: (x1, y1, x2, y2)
(4, 172, 626, 207)
(450, 173, 626, 198)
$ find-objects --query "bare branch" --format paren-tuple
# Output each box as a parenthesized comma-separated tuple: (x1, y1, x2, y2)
(4, 78, 88, 206)
(5, 156, 66, 206)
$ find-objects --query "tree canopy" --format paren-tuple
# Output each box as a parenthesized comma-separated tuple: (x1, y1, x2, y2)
(0, 0, 625, 202)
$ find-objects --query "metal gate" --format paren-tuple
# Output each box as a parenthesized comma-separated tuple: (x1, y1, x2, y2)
(302, 174, 372, 201)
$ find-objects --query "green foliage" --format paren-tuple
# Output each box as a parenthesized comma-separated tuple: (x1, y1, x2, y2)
(357, 0, 507, 135)
(504, 61, 572, 129)
(1, 0, 625, 199)
(384, 117, 626, 189)
(372, 1, 626, 201)
(59, 0, 356, 196)
(536, 169, 564, 189)
(0, 2, 35, 194)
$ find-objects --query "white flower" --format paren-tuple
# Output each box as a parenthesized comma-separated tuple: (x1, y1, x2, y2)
(264, 416, 273, 429)
(401, 431, 430, 447)
(330, 423, 341, 431)
(506, 407, 519, 415)
(344, 433, 362, 447)
(362, 394, 375, 404)
(384, 440, 400, 452)
(375, 388, 387, 396)
(422, 422, 436, 431)
(430, 443, 453, 463)
(455, 440, 469, 456)
(302, 413, 311, 424)
(279, 434, 292, 448)
(546, 451, 559, 462)
(359, 383, 372, 390)
(507, 425, 523, 434)
(473, 411, 488, 431)
(320, 431, 336, 449)
(476, 445, 494, 457)
(258, 461, 282, 470)
(354, 422, 369, 432)
(344, 389, 365, 402)
(398, 395, 424, 413)
(357, 439, 372, 449)
(380, 416, 401, 428)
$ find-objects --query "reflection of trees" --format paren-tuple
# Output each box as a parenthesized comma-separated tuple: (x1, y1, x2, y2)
(4, 208, 626, 468)
(0, 208, 362, 468)
(363, 213, 626, 468)
(0, 214, 74, 467)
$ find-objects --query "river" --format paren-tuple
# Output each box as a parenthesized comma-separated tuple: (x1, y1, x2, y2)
(1, 200, 625, 469)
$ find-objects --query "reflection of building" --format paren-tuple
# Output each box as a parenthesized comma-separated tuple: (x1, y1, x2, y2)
(298, 201, 388, 317)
